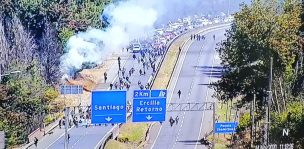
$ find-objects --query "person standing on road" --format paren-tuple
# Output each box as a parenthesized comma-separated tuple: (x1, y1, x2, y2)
(175, 116, 179, 125)
(114, 82, 118, 89)
(133, 54, 136, 60)
(169, 116, 175, 127)
(34, 137, 38, 147)
(110, 83, 113, 90)
(104, 72, 107, 83)
(68, 134, 70, 142)
(118, 57, 121, 70)
(177, 90, 181, 99)
(59, 119, 62, 129)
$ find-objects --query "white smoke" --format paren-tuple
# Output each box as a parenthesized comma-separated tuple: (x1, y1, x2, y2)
(60, 0, 250, 75)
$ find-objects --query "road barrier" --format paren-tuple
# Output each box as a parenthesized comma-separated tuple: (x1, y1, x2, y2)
(92, 22, 232, 149)
(150, 23, 231, 90)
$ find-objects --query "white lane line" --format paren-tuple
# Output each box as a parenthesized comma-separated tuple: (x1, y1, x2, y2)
(71, 54, 130, 149)
(71, 129, 89, 148)
(171, 37, 206, 149)
(46, 126, 74, 149)
(194, 35, 219, 149)
(173, 29, 227, 149)
(150, 25, 230, 149)
(150, 32, 193, 149)
(94, 125, 116, 149)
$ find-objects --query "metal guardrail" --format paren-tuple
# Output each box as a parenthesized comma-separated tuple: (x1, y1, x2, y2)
(150, 23, 231, 89)
(94, 112, 132, 149)
(167, 102, 215, 111)
(94, 22, 232, 149)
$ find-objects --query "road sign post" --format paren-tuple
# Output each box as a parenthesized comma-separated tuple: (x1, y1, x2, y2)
(64, 107, 69, 149)
(132, 90, 167, 122)
(214, 122, 238, 134)
(0, 131, 4, 149)
(213, 103, 215, 149)
(91, 91, 127, 124)
(59, 85, 83, 149)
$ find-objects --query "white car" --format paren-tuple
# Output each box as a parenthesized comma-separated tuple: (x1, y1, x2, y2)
(132, 43, 141, 53)
(213, 19, 220, 24)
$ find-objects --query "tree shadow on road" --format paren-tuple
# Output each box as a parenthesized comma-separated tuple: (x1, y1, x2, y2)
(194, 65, 225, 78)
(177, 139, 201, 145)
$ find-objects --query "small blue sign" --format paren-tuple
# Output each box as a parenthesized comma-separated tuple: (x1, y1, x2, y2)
(132, 90, 167, 122)
(215, 122, 238, 134)
(91, 91, 126, 124)
(60, 85, 83, 95)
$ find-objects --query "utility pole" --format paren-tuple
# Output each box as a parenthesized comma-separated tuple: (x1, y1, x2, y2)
(212, 102, 216, 149)
(265, 57, 273, 146)
(228, 0, 230, 16)
(251, 93, 256, 148)
(64, 107, 69, 149)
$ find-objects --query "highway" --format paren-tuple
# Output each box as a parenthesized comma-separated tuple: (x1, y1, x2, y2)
(150, 27, 228, 149)
(28, 25, 227, 149)
(30, 43, 164, 149)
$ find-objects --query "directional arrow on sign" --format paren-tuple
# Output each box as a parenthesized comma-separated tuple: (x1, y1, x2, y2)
(105, 117, 112, 122)
(146, 115, 152, 120)
(159, 91, 166, 97)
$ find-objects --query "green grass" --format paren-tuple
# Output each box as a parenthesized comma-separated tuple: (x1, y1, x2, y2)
(118, 123, 149, 144)
(213, 100, 238, 148)
(215, 144, 229, 149)
(216, 100, 237, 122)
(104, 140, 128, 149)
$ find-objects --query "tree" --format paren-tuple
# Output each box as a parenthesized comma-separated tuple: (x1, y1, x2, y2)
(271, 102, 304, 148)
(214, 0, 301, 110)
(9, 15, 37, 67)
(213, 0, 302, 146)
(39, 21, 63, 85)
(0, 16, 10, 76)
(0, 61, 48, 146)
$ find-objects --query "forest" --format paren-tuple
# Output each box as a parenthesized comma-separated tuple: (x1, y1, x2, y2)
(0, 0, 111, 147)
(213, 0, 304, 147)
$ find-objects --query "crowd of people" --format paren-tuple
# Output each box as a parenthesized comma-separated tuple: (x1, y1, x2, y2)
(58, 106, 91, 130)
(190, 34, 206, 41)
(107, 41, 167, 91)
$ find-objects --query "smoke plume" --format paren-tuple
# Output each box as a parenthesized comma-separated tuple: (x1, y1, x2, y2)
(60, 0, 250, 76)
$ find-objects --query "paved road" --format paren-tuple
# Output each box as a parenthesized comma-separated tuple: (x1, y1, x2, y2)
(28, 25, 227, 149)
(30, 45, 165, 148)
(150, 27, 228, 149)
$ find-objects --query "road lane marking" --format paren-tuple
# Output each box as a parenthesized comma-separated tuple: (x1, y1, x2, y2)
(150, 25, 230, 149)
(171, 34, 206, 149)
(71, 129, 89, 148)
(94, 125, 116, 149)
(194, 31, 226, 149)
(46, 126, 74, 149)
(172, 29, 228, 149)
(150, 30, 193, 149)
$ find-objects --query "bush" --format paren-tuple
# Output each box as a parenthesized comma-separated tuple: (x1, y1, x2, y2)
(237, 113, 251, 132)
(44, 115, 55, 126)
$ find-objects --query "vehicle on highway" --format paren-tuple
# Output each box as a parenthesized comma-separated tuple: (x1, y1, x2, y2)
(132, 43, 141, 53)
(213, 18, 220, 24)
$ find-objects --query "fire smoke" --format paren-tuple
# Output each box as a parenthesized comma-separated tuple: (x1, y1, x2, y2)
(60, 0, 250, 77)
